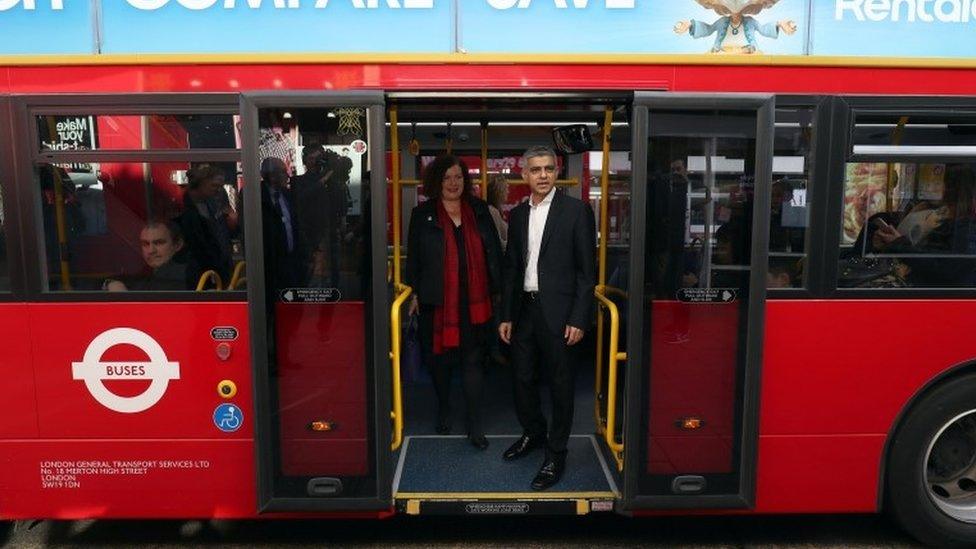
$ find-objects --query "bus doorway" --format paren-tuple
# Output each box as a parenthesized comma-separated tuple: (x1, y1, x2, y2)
(387, 94, 629, 514)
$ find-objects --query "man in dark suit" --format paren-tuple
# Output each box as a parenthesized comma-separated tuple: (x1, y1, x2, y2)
(498, 146, 596, 491)
(259, 157, 304, 290)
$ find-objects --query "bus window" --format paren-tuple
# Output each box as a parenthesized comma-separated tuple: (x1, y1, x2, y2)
(768, 107, 814, 289)
(36, 114, 238, 152)
(838, 161, 976, 289)
(34, 161, 243, 293)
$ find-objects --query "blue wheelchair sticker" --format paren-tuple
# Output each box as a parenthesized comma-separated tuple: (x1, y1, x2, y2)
(213, 403, 243, 433)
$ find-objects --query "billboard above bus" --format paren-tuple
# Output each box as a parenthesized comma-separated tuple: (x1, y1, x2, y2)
(1, 0, 976, 60)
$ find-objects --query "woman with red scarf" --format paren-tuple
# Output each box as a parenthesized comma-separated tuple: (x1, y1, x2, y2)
(406, 156, 504, 449)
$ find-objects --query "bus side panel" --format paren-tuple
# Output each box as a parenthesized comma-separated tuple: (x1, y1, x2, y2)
(756, 299, 976, 512)
(0, 302, 259, 518)
(28, 302, 252, 439)
(0, 304, 39, 438)
(0, 440, 256, 519)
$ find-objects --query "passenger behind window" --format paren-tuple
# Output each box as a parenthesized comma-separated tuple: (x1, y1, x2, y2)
(258, 157, 305, 290)
(766, 257, 799, 289)
(711, 220, 750, 289)
(104, 221, 194, 292)
(177, 164, 235, 284)
(843, 164, 976, 288)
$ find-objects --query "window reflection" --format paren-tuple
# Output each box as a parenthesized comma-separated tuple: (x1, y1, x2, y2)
(35, 161, 241, 292)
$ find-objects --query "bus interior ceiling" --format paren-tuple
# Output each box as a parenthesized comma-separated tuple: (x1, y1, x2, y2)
(389, 96, 630, 497)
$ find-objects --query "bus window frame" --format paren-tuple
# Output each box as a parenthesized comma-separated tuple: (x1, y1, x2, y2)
(766, 95, 832, 299)
(824, 95, 976, 299)
(0, 95, 26, 301)
(10, 93, 246, 303)
(240, 91, 392, 512)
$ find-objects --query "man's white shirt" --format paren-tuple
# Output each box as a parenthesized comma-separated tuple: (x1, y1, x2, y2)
(523, 187, 556, 292)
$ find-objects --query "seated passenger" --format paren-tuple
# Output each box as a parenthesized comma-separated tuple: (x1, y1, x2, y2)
(105, 221, 193, 291)
(856, 164, 976, 287)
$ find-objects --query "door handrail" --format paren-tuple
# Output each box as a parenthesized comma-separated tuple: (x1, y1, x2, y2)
(390, 283, 413, 451)
(595, 284, 626, 471)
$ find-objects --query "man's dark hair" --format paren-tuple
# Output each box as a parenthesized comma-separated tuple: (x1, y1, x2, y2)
(187, 164, 222, 190)
(302, 142, 325, 163)
(422, 155, 472, 199)
(144, 219, 184, 244)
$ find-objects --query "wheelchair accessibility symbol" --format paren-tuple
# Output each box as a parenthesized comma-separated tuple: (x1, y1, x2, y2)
(213, 403, 243, 433)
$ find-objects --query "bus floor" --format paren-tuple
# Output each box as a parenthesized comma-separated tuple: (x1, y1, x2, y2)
(394, 343, 619, 499)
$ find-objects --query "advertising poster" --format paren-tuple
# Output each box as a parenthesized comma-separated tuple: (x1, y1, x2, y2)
(0, 1, 92, 54)
(812, 0, 976, 57)
(99, 1, 453, 54)
(461, 0, 808, 55)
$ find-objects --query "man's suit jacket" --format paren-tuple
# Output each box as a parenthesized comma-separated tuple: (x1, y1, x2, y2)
(259, 182, 305, 289)
(501, 190, 596, 335)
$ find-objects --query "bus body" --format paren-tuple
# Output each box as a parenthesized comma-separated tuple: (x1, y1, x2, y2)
(1, 59, 976, 546)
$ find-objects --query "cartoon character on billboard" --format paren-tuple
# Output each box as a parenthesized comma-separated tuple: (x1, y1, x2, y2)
(673, 0, 797, 54)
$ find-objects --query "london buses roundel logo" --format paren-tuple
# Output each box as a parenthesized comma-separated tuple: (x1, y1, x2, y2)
(71, 328, 181, 414)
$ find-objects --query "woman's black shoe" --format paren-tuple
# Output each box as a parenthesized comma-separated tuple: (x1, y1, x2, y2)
(469, 435, 489, 450)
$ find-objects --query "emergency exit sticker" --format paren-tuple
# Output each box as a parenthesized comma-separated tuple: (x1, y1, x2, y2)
(279, 288, 341, 304)
(677, 288, 737, 304)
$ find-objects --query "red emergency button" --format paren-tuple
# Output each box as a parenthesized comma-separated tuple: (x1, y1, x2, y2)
(216, 342, 232, 361)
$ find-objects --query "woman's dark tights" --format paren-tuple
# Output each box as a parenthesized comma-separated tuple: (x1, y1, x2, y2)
(431, 344, 486, 437)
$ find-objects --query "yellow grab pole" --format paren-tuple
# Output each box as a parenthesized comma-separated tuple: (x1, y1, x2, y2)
(595, 285, 626, 470)
(390, 106, 402, 288)
(886, 116, 909, 213)
(45, 116, 72, 290)
(51, 169, 72, 290)
(390, 284, 412, 451)
(594, 106, 614, 432)
(387, 106, 411, 451)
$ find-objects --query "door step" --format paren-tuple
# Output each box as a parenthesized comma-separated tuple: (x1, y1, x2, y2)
(396, 494, 617, 515)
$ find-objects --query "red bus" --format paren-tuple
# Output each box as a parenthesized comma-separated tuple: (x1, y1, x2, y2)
(2, 60, 976, 548)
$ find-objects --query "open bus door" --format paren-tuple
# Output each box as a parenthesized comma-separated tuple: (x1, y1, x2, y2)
(612, 93, 773, 510)
(240, 92, 393, 512)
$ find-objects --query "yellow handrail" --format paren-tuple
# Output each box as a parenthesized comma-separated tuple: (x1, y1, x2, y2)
(195, 270, 223, 291)
(228, 261, 246, 290)
(595, 105, 614, 438)
(595, 285, 626, 471)
(390, 283, 413, 451)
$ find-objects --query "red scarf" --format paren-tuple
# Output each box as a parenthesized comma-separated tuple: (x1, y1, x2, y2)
(433, 199, 492, 355)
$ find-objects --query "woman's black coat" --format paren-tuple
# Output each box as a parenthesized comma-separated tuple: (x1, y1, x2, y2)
(405, 197, 504, 306)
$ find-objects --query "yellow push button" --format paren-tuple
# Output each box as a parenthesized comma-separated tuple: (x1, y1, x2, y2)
(218, 380, 237, 399)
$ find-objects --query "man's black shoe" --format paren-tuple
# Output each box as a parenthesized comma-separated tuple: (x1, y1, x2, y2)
(469, 435, 489, 450)
(531, 453, 566, 491)
(502, 435, 546, 461)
